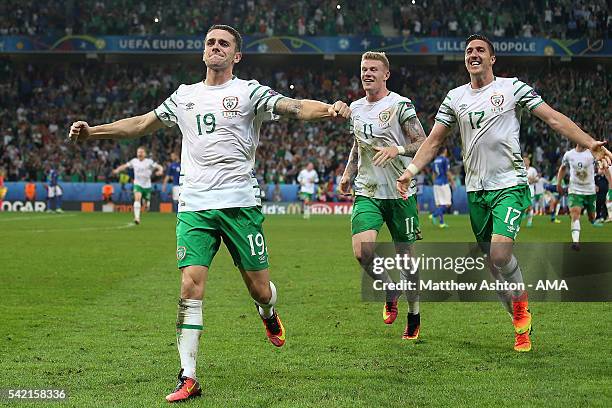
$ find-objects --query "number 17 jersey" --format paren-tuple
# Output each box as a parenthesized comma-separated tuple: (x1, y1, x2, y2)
(154, 77, 285, 212)
(435, 77, 544, 192)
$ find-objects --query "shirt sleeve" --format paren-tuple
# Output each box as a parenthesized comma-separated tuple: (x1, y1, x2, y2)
(154, 86, 182, 127)
(561, 152, 569, 168)
(248, 80, 286, 121)
(512, 78, 545, 111)
(434, 93, 457, 128)
(397, 99, 417, 126)
(126, 159, 134, 168)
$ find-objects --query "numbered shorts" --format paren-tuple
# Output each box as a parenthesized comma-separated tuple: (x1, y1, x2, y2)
(133, 185, 151, 201)
(433, 184, 452, 206)
(176, 207, 269, 271)
(351, 195, 421, 243)
(467, 185, 531, 242)
(568, 193, 596, 213)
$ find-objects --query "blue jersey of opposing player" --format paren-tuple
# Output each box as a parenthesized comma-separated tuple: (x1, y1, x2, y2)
(167, 161, 181, 186)
(432, 156, 450, 186)
(47, 168, 59, 186)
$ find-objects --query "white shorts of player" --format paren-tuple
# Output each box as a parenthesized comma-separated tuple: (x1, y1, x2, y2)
(47, 185, 62, 198)
(171, 185, 181, 201)
(434, 184, 452, 207)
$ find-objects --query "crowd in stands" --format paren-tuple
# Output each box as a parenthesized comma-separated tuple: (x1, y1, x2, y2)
(0, 0, 609, 39)
(392, 0, 610, 39)
(0, 59, 609, 202)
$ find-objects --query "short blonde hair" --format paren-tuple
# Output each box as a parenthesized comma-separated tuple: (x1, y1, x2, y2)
(361, 51, 389, 70)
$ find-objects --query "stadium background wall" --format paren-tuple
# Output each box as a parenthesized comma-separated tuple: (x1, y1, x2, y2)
(3, 182, 469, 213)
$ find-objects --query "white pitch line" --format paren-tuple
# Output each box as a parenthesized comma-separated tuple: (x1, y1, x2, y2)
(0, 214, 77, 222)
(29, 223, 137, 233)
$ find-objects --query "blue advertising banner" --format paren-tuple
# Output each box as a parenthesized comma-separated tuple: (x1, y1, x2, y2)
(0, 35, 609, 57)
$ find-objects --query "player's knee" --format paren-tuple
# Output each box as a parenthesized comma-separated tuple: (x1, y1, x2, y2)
(354, 247, 375, 266)
(249, 281, 272, 304)
(490, 250, 511, 268)
(180, 272, 202, 299)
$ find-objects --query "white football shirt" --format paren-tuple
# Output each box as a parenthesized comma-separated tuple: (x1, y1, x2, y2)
(350, 92, 418, 199)
(435, 77, 544, 192)
(297, 169, 319, 194)
(562, 148, 596, 195)
(128, 158, 158, 188)
(154, 77, 284, 211)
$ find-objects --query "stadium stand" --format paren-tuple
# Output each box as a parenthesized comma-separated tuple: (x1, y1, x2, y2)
(0, 0, 608, 38)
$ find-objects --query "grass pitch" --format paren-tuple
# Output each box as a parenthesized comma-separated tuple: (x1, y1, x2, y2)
(0, 212, 610, 407)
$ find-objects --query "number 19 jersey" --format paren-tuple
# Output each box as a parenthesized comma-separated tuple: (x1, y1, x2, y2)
(154, 77, 285, 212)
(435, 77, 544, 192)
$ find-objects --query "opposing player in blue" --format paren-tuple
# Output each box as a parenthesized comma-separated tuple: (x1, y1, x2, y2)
(163, 151, 181, 212)
(45, 165, 63, 213)
(431, 147, 454, 228)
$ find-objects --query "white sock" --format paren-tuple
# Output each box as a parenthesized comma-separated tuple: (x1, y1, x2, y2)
(255, 281, 277, 319)
(607, 201, 612, 219)
(133, 201, 141, 220)
(555, 202, 561, 216)
(571, 219, 580, 243)
(303, 203, 310, 219)
(495, 255, 524, 298)
(176, 298, 203, 380)
(527, 209, 534, 223)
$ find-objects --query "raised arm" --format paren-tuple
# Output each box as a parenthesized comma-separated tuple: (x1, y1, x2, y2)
(397, 122, 453, 196)
(339, 140, 359, 195)
(273, 98, 350, 121)
(532, 103, 612, 167)
(68, 111, 164, 143)
(372, 115, 427, 167)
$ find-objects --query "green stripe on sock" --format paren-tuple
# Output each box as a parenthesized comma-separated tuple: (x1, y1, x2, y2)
(177, 324, 203, 330)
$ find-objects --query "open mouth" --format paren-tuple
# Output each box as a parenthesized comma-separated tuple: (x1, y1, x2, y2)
(363, 78, 375, 83)
(469, 60, 482, 67)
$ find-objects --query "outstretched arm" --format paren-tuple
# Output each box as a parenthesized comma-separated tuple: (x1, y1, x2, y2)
(68, 111, 164, 143)
(339, 140, 359, 195)
(273, 98, 350, 121)
(396, 122, 452, 196)
(372, 115, 427, 167)
(112, 163, 130, 175)
(532, 103, 612, 167)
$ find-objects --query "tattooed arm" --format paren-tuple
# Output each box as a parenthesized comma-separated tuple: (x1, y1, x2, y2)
(372, 114, 426, 167)
(339, 140, 359, 195)
(273, 97, 351, 121)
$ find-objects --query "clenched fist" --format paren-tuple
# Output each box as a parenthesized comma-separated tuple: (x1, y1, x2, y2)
(68, 121, 90, 143)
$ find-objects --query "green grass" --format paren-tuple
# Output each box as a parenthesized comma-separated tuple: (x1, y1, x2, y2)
(0, 212, 610, 407)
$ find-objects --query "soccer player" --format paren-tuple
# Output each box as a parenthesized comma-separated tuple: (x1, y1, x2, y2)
(68, 24, 350, 403)
(556, 144, 603, 250)
(44, 165, 63, 213)
(339, 51, 426, 340)
(605, 165, 612, 222)
(162, 151, 181, 212)
(112, 146, 164, 224)
(397, 34, 612, 352)
(297, 162, 319, 218)
(525, 155, 538, 227)
(431, 146, 454, 228)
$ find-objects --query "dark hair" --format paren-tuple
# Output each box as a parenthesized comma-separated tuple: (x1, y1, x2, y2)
(207, 24, 242, 52)
(465, 34, 495, 55)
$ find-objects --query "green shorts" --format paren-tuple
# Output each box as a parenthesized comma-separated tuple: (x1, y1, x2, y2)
(533, 193, 542, 201)
(351, 195, 421, 243)
(176, 207, 269, 271)
(608, 190, 612, 201)
(133, 185, 152, 201)
(568, 193, 596, 213)
(468, 185, 531, 242)
(299, 192, 315, 202)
